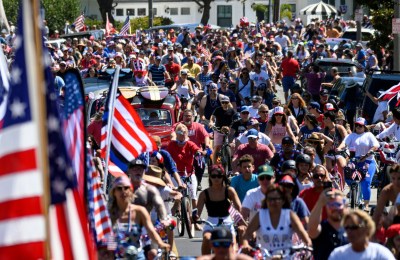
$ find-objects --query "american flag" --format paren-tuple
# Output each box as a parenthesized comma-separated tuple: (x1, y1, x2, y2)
(228, 205, 245, 225)
(62, 69, 85, 197)
(100, 83, 157, 173)
(0, 2, 46, 258)
(0, 48, 9, 128)
(119, 16, 131, 36)
(105, 12, 112, 36)
(379, 82, 400, 101)
(74, 13, 85, 31)
(87, 152, 113, 245)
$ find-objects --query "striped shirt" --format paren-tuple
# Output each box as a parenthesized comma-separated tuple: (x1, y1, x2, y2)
(149, 64, 166, 82)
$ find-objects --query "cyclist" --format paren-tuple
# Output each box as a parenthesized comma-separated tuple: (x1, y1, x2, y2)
(265, 106, 297, 152)
(236, 118, 275, 153)
(337, 117, 379, 212)
(195, 164, 241, 255)
(376, 107, 400, 141)
(166, 124, 207, 230)
(197, 227, 253, 260)
(230, 155, 259, 202)
(172, 109, 211, 190)
(295, 154, 314, 192)
(270, 136, 301, 174)
(308, 190, 349, 260)
(240, 164, 275, 243)
(242, 185, 312, 253)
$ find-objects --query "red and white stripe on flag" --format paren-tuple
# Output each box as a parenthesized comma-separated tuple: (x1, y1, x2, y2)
(379, 82, 400, 101)
(101, 93, 157, 159)
(74, 14, 85, 31)
(0, 125, 46, 259)
(108, 161, 126, 178)
(228, 205, 245, 225)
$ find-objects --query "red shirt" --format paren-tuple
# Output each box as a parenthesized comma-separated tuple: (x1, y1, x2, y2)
(80, 58, 97, 69)
(234, 143, 274, 170)
(166, 140, 200, 175)
(173, 122, 208, 147)
(87, 120, 102, 146)
(317, 114, 325, 128)
(280, 57, 300, 77)
(165, 63, 181, 82)
(299, 187, 327, 220)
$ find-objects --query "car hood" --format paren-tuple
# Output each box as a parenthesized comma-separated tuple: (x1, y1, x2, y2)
(146, 126, 173, 137)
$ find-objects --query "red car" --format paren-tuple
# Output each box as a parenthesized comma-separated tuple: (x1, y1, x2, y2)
(131, 86, 180, 148)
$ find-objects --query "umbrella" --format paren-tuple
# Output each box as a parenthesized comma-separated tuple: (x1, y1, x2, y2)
(300, 1, 338, 16)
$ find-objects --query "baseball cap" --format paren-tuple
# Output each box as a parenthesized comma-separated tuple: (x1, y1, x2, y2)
(282, 136, 294, 145)
(209, 83, 218, 89)
(309, 101, 320, 110)
(279, 174, 295, 185)
(128, 159, 146, 169)
(246, 129, 258, 139)
(241, 107, 249, 113)
(247, 118, 260, 126)
(203, 61, 209, 67)
(356, 43, 363, 48)
(156, 56, 162, 60)
(320, 89, 329, 96)
(168, 46, 174, 50)
(273, 106, 284, 115)
(355, 117, 367, 126)
(211, 227, 233, 243)
(220, 95, 230, 102)
(258, 163, 274, 177)
(256, 33, 262, 38)
(251, 95, 262, 102)
(232, 33, 238, 38)
(181, 69, 188, 75)
(325, 103, 335, 111)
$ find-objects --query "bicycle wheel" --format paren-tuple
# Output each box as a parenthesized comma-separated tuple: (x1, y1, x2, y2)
(221, 145, 232, 174)
(182, 197, 194, 239)
(177, 204, 185, 237)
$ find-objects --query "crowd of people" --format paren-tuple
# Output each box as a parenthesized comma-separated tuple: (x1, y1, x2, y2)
(22, 14, 400, 259)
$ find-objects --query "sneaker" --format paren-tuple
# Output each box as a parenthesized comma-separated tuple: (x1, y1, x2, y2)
(197, 185, 202, 191)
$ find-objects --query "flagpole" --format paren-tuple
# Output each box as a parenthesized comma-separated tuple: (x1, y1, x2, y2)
(103, 65, 121, 193)
(29, 0, 51, 257)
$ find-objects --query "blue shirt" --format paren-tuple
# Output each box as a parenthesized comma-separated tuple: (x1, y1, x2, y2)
(159, 149, 177, 175)
(230, 174, 259, 202)
(357, 49, 367, 67)
(148, 64, 166, 82)
(291, 197, 310, 219)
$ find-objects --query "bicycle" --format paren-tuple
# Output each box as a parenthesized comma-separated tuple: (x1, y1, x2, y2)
(238, 244, 313, 260)
(327, 149, 349, 191)
(210, 125, 232, 176)
(344, 153, 371, 209)
(175, 175, 195, 239)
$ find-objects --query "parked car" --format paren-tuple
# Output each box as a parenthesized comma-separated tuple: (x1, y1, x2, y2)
(314, 58, 358, 82)
(337, 28, 376, 47)
(361, 71, 400, 123)
(131, 86, 180, 147)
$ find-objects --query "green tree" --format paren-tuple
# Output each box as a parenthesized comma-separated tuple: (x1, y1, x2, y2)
(3, 0, 81, 32)
(129, 16, 173, 31)
(280, 4, 292, 21)
(355, 0, 394, 49)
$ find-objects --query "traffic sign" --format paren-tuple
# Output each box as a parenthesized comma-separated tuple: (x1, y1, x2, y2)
(393, 18, 400, 34)
(355, 9, 363, 22)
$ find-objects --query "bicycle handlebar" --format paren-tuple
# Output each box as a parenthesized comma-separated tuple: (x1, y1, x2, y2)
(238, 244, 313, 259)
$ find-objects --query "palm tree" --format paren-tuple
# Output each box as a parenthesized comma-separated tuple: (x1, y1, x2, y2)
(280, 4, 293, 21)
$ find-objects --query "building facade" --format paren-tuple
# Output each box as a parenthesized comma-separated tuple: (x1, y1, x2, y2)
(82, 0, 354, 27)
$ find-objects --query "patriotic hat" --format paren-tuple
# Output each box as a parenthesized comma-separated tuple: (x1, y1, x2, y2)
(273, 106, 284, 115)
(325, 103, 335, 111)
(111, 176, 133, 191)
(132, 60, 147, 75)
(355, 117, 367, 126)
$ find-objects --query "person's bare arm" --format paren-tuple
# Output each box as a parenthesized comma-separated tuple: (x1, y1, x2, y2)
(308, 192, 326, 239)
(373, 186, 390, 227)
(137, 206, 170, 249)
(148, 184, 168, 220)
(242, 212, 260, 247)
(366, 91, 379, 105)
(241, 207, 250, 221)
(290, 211, 312, 246)
(229, 187, 242, 212)
(199, 95, 207, 120)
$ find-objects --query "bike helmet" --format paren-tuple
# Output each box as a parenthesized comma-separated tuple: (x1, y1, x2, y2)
(281, 160, 296, 173)
(296, 154, 312, 165)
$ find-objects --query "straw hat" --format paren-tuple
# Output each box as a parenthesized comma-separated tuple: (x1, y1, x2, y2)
(305, 133, 323, 143)
(143, 165, 166, 187)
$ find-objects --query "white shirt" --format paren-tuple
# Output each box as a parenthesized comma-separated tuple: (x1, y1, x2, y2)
(275, 35, 290, 48)
(373, 101, 388, 123)
(242, 187, 264, 221)
(344, 132, 380, 160)
(250, 70, 270, 87)
(328, 243, 395, 260)
(243, 105, 260, 118)
(377, 122, 400, 141)
(238, 131, 271, 146)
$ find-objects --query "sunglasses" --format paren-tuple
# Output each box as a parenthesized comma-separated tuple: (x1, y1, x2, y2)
(258, 175, 272, 181)
(327, 201, 344, 210)
(280, 183, 294, 188)
(210, 174, 224, 179)
(116, 186, 130, 191)
(241, 111, 250, 114)
(344, 224, 364, 231)
(176, 130, 186, 135)
(221, 101, 229, 104)
(252, 100, 259, 103)
(259, 111, 268, 113)
(273, 102, 280, 105)
(307, 107, 315, 110)
(355, 124, 364, 128)
(312, 174, 325, 179)
(212, 241, 231, 248)
(291, 97, 299, 100)
(275, 114, 283, 117)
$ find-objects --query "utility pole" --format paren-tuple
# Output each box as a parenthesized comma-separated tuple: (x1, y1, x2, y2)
(269, 0, 273, 23)
(355, 6, 362, 43)
(395, 0, 400, 70)
(242, 0, 245, 17)
(149, 0, 153, 28)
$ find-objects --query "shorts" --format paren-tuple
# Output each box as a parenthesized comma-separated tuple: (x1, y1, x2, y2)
(282, 76, 296, 93)
(203, 216, 235, 235)
(213, 130, 225, 146)
(172, 174, 198, 201)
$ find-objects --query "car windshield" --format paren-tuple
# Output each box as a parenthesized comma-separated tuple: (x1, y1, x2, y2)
(136, 108, 172, 126)
(341, 32, 372, 41)
(317, 61, 357, 75)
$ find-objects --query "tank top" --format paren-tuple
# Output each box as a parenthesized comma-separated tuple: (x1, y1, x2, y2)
(177, 81, 190, 99)
(257, 208, 293, 252)
(296, 177, 314, 192)
(204, 94, 221, 120)
(270, 123, 287, 144)
(204, 187, 231, 218)
(115, 209, 143, 258)
(238, 78, 251, 99)
(324, 125, 343, 151)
